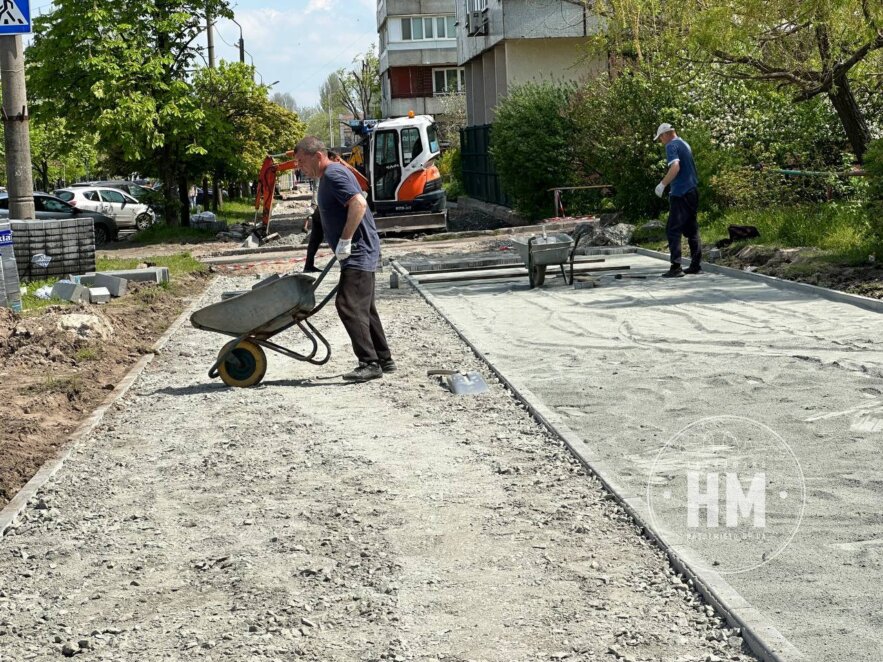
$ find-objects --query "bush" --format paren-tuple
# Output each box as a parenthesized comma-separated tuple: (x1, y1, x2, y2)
(568, 62, 855, 221)
(491, 83, 577, 220)
(438, 147, 464, 200)
(864, 138, 883, 245)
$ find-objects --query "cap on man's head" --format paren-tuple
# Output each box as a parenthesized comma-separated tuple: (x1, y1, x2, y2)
(653, 123, 674, 141)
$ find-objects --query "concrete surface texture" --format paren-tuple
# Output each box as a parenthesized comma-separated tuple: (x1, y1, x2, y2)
(423, 253, 883, 662)
(0, 276, 758, 662)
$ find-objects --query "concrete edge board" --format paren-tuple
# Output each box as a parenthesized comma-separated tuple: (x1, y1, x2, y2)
(390, 258, 804, 662)
(636, 247, 883, 314)
(0, 284, 211, 538)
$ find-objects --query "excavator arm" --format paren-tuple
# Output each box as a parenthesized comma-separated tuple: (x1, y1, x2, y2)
(255, 151, 297, 233)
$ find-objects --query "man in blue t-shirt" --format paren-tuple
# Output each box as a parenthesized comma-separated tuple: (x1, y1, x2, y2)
(653, 123, 702, 277)
(295, 136, 394, 382)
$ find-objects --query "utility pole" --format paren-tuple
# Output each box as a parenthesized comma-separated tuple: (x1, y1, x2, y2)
(206, 7, 215, 69)
(0, 35, 35, 219)
(327, 89, 333, 148)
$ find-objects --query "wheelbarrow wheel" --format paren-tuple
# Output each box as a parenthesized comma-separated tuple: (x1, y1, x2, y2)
(218, 340, 267, 388)
(530, 264, 547, 288)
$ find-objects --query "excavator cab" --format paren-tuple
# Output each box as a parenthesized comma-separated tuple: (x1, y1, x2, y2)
(368, 115, 445, 218)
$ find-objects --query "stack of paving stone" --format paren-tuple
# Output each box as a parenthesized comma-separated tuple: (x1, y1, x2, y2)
(10, 218, 96, 281)
(0, 222, 23, 311)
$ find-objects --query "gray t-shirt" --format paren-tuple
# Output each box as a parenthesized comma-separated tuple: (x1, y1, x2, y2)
(318, 163, 380, 272)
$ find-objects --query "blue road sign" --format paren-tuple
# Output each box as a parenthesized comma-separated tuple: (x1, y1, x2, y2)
(0, 0, 30, 35)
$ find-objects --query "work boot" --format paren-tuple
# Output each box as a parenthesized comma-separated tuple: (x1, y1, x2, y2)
(684, 264, 703, 275)
(380, 358, 397, 373)
(661, 264, 684, 278)
(343, 362, 382, 382)
(303, 265, 321, 273)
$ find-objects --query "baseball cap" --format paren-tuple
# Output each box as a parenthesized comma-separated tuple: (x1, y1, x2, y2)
(654, 123, 674, 141)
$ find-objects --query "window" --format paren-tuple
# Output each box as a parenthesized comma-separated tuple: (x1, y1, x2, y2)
(100, 189, 126, 204)
(400, 15, 455, 40)
(374, 131, 399, 167)
(84, 191, 100, 202)
(55, 191, 74, 202)
(41, 197, 72, 213)
(433, 68, 465, 95)
(427, 125, 439, 153)
(401, 128, 422, 165)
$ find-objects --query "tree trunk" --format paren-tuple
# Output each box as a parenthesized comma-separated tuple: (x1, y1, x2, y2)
(178, 173, 190, 227)
(212, 169, 222, 211)
(38, 160, 49, 192)
(827, 74, 871, 163)
(159, 145, 179, 227)
(201, 175, 210, 212)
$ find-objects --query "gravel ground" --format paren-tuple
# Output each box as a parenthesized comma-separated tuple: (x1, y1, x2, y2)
(0, 273, 757, 662)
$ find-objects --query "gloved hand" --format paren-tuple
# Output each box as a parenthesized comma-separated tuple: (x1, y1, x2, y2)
(655, 182, 666, 198)
(335, 238, 353, 261)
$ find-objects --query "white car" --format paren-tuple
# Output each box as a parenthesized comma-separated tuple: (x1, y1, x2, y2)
(54, 186, 155, 231)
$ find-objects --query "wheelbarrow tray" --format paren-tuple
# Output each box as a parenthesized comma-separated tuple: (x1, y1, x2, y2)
(511, 233, 574, 267)
(190, 274, 317, 338)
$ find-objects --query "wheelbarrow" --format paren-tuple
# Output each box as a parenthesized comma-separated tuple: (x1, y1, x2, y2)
(190, 259, 339, 387)
(511, 233, 575, 288)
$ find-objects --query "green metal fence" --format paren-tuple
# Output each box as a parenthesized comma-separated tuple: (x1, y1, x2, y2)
(459, 124, 511, 207)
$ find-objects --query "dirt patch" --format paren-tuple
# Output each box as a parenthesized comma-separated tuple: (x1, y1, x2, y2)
(0, 276, 209, 508)
(719, 245, 883, 299)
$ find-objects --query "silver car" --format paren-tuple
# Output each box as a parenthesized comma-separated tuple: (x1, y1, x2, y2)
(55, 186, 155, 231)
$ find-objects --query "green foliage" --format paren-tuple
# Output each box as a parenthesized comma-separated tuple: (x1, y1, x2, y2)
(702, 203, 874, 254)
(27, 0, 232, 225)
(439, 148, 464, 200)
(565, 62, 853, 220)
(569, 69, 681, 220)
(189, 62, 305, 183)
(491, 83, 577, 219)
(864, 139, 883, 243)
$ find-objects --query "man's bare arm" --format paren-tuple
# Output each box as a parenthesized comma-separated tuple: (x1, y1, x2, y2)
(341, 194, 367, 240)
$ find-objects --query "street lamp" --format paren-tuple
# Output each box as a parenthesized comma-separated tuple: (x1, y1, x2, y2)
(230, 17, 245, 64)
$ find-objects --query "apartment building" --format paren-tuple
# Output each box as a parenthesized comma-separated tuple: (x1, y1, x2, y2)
(456, 0, 606, 126)
(377, 0, 464, 118)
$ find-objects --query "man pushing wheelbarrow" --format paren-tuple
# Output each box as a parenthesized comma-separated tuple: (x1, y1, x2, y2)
(191, 136, 395, 387)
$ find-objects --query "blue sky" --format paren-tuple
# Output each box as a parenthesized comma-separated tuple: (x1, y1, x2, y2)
(216, 0, 378, 107)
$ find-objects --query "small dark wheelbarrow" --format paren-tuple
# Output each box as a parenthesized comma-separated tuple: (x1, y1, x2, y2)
(190, 260, 339, 388)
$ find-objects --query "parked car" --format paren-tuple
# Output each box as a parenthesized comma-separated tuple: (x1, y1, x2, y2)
(69, 180, 154, 201)
(55, 186, 155, 231)
(0, 192, 119, 245)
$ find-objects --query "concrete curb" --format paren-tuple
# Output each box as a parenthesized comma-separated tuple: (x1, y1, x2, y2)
(0, 284, 211, 538)
(637, 247, 883, 314)
(390, 259, 804, 662)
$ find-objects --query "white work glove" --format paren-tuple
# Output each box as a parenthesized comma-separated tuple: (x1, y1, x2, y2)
(655, 182, 666, 198)
(335, 238, 353, 261)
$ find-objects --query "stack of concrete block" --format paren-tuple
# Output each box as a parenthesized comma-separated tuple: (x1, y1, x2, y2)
(10, 218, 96, 281)
(0, 222, 23, 312)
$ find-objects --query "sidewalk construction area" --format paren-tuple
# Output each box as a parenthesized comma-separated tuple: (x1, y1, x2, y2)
(0, 275, 759, 662)
(0, 247, 880, 662)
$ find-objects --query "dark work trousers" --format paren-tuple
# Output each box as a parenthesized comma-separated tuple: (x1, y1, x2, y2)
(667, 188, 702, 268)
(335, 269, 392, 365)
(305, 208, 324, 270)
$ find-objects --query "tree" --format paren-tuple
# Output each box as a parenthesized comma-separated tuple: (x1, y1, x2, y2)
(192, 63, 305, 207)
(270, 92, 297, 112)
(581, 0, 883, 161)
(337, 46, 381, 120)
(26, 0, 233, 226)
(680, 0, 883, 161)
